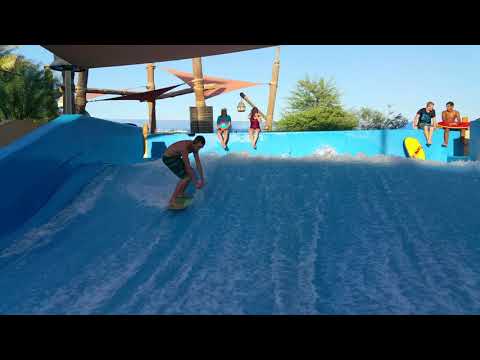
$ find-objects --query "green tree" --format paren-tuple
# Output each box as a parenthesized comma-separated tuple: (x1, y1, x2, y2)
(276, 106, 358, 132)
(276, 75, 357, 131)
(286, 76, 341, 113)
(0, 56, 60, 121)
(357, 105, 408, 129)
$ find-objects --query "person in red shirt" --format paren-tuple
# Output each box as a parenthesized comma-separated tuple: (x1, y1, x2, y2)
(248, 107, 262, 149)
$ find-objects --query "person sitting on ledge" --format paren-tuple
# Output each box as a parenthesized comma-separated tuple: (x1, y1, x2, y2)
(216, 108, 232, 151)
(248, 107, 262, 150)
(413, 101, 436, 147)
(441, 101, 462, 147)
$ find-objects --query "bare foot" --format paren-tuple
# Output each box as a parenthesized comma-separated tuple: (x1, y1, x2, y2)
(169, 202, 184, 209)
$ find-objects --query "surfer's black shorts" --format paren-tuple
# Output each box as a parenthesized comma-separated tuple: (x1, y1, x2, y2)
(162, 155, 188, 179)
(418, 122, 433, 129)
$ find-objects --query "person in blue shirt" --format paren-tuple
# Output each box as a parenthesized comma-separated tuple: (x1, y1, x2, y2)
(413, 101, 436, 146)
(216, 108, 232, 151)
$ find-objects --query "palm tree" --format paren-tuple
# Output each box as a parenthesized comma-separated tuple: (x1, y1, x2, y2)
(0, 46, 18, 73)
(0, 56, 60, 121)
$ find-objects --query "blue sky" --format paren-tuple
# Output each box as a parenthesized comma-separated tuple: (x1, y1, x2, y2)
(14, 45, 480, 123)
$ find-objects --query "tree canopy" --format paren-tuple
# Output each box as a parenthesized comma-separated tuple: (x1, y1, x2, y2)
(276, 75, 358, 131)
(0, 55, 60, 121)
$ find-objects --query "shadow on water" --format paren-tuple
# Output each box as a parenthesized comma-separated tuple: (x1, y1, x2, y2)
(453, 136, 464, 156)
(151, 142, 167, 159)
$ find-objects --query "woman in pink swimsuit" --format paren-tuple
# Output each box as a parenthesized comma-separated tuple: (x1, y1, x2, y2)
(248, 107, 261, 149)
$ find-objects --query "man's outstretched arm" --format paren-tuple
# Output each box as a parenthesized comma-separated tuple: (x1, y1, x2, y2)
(194, 152, 205, 187)
(181, 149, 196, 180)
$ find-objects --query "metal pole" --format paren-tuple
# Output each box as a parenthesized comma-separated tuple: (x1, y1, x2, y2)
(266, 47, 280, 131)
(63, 70, 75, 114)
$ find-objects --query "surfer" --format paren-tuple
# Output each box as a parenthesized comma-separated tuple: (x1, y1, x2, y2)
(413, 101, 436, 147)
(441, 101, 462, 147)
(248, 107, 261, 149)
(162, 136, 205, 209)
(216, 108, 232, 151)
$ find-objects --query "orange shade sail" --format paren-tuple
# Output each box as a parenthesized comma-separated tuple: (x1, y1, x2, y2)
(163, 68, 261, 99)
(86, 93, 107, 101)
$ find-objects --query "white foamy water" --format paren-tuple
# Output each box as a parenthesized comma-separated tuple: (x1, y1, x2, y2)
(1, 155, 480, 314)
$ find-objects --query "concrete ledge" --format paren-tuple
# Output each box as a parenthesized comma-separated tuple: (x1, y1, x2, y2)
(146, 128, 464, 162)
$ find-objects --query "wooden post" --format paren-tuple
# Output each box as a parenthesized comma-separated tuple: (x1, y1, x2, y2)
(146, 63, 156, 134)
(192, 57, 206, 108)
(75, 69, 89, 114)
(190, 57, 213, 133)
(85, 88, 140, 96)
(142, 123, 149, 158)
(265, 47, 280, 131)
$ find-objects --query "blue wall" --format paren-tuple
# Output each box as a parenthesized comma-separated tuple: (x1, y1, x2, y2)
(146, 127, 465, 162)
(0, 114, 473, 238)
(0, 115, 144, 238)
(469, 119, 480, 161)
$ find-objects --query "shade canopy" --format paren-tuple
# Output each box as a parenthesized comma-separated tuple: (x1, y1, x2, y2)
(164, 68, 261, 99)
(86, 93, 107, 101)
(93, 84, 182, 102)
(42, 45, 270, 69)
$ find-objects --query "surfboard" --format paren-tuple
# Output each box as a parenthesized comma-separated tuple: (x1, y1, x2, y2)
(437, 121, 469, 129)
(403, 137, 426, 160)
(168, 196, 193, 211)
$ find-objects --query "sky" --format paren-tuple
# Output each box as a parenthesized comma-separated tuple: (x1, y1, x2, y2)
(13, 45, 480, 123)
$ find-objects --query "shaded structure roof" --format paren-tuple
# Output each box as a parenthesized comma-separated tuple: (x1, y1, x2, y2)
(163, 68, 261, 99)
(42, 45, 270, 69)
(93, 84, 182, 102)
(91, 70, 261, 103)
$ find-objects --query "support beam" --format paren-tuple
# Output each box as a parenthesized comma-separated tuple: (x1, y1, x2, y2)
(265, 47, 280, 131)
(62, 70, 75, 114)
(192, 57, 206, 108)
(75, 69, 89, 114)
(86, 88, 141, 96)
(156, 83, 216, 100)
(146, 63, 156, 134)
(240, 92, 267, 121)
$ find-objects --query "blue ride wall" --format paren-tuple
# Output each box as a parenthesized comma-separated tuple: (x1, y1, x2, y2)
(0, 115, 475, 237)
(146, 127, 466, 161)
(0, 115, 144, 238)
(469, 119, 480, 161)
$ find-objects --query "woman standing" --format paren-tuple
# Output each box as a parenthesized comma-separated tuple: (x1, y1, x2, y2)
(248, 107, 262, 149)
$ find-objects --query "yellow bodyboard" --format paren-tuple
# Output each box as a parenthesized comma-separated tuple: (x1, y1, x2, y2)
(403, 137, 425, 160)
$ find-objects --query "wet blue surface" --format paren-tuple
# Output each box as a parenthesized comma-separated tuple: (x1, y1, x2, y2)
(1, 116, 479, 314)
